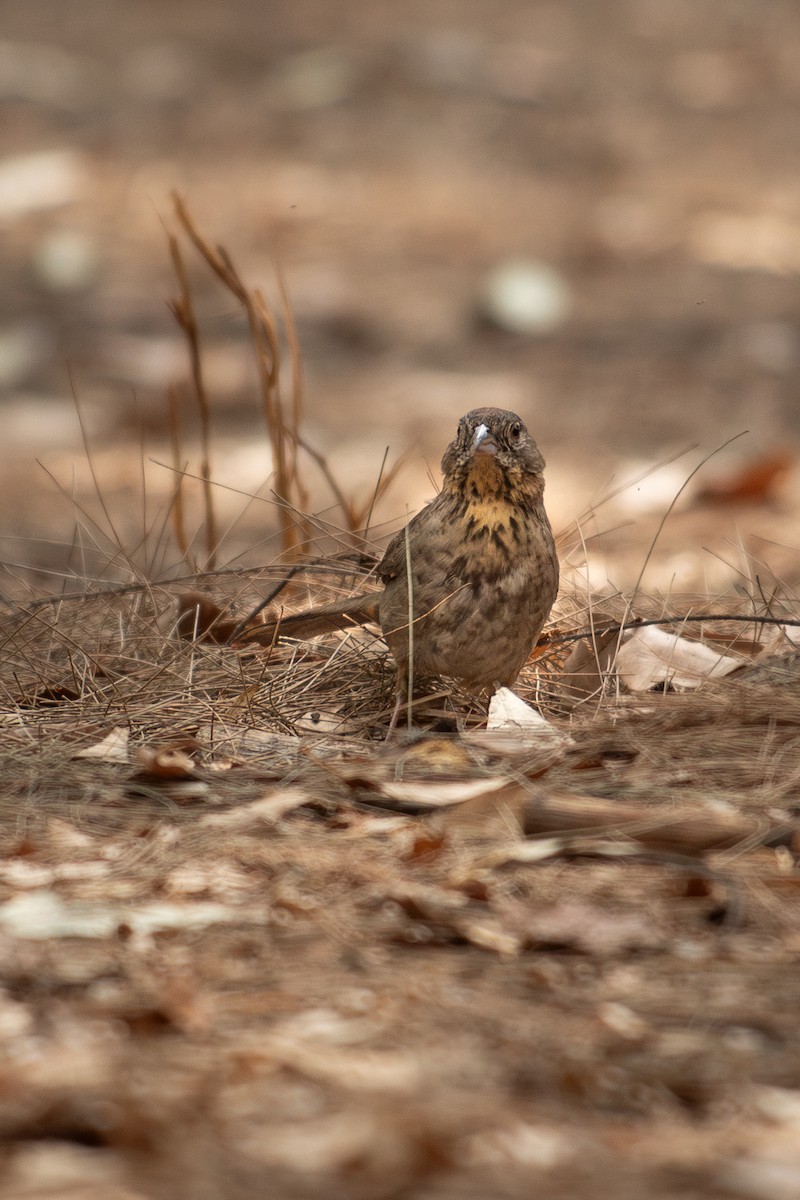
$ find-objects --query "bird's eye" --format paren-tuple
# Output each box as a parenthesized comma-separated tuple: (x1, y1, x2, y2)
(510, 422, 522, 440)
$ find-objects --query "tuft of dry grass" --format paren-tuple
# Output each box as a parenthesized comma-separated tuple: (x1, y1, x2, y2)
(167, 194, 404, 568)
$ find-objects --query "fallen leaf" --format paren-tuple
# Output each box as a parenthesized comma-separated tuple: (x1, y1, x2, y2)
(199, 787, 313, 828)
(175, 590, 239, 641)
(73, 726, 129, 762)
(0, 890, 268, 939)
(558, 628, 619, 706)
(365, 776, 512, 810)
(516, 898, 664, 954)
(487, 688, 569, 743)
(135, 745, 197, 779)
(375, 881, 522, 955)
(614, 626, 743, 691)
(696, 449, 793, 504)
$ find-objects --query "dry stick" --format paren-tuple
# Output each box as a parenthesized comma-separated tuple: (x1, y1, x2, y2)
(276, 259, 306, 507)
(167, 232, 218, 569)
(172, 194, 300, 555)
(404, 518, 414, 732)
(167, 385, 191, 567)
(250, 288, 298, 555)
(171, 194, 411, 555)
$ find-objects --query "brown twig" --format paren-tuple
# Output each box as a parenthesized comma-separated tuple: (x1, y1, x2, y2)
(167, 232, 218, 568)
(167, 385, 192, 568)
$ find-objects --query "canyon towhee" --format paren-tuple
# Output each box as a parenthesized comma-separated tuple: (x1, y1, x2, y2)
(243, 407, 559, 711)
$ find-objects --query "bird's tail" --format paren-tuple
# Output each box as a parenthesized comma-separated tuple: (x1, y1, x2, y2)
(239, 591, 380, 646)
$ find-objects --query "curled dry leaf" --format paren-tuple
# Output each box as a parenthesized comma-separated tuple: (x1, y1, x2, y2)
(360, 775, 512, 811)
(615, 626, 744, 691)
(558, 628, 619, 707)
(73, 726, 129, 763)
(175, 590, 239, 641)
(135, 745, 197, 779)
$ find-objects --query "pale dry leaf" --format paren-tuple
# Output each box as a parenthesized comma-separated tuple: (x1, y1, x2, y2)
(165, 861, 257, 900)
(233, 1110, 405, 1176)
(0, 990, 34, 1040)
(486, 687, 573, 752)
(263, 1038, 421, 1093)
(0, 860, 110, 888)
(596, 1001, 651, 1043)
(378, 881, 520, 955)
(0, 890, 268, 939)
(0, 1143, 134, 1199)
(464, 1122, 578, 1169)
(46, 818, 95, 850)
(73, 725, 129, 762)
(559, 629, 619, 705)
(519, 899, 664, 954)
(270, 1008, 379, 1045)
(376, 776, 511, 808)
(457, 917, 522, 956)
(488, 687, 549, 729)
(199, 787, 313, 828)
(615, 626, 744, 691)
(474, 836, 569, 873)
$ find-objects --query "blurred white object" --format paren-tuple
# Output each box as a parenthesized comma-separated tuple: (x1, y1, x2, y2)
(0, 150, 85, 218)
(482, 260, 571, 334)
(34, 228, 98, 291)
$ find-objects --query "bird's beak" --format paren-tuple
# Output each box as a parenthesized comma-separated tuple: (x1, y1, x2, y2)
(472, 423, 497, 456)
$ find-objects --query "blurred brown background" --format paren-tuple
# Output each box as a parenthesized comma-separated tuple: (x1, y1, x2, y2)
(1, 0, 799, 592)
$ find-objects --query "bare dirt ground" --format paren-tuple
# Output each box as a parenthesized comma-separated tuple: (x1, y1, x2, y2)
(2, 2, 800, 1198)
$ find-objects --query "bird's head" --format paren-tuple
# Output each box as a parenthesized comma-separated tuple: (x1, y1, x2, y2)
(440, 408, 546, 497)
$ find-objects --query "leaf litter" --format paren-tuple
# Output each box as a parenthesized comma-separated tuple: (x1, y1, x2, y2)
(3, 207, 800, 1198)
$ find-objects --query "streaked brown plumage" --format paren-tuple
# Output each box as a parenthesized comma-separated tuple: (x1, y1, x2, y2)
(244, 407, 559, 703)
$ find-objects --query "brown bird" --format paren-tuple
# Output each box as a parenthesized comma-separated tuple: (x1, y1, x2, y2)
(243, 407, 559, 713)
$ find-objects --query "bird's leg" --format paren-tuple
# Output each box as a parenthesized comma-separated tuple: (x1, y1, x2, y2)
(385, 665, 408, 738)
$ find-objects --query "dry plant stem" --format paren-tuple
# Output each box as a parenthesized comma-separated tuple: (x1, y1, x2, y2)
(276, 260, 307, 511)
(404, 518, 414, 732)
(167, 386, 191, 567)
(167, 232, 218, 569)
(171, 192, 306, 557)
